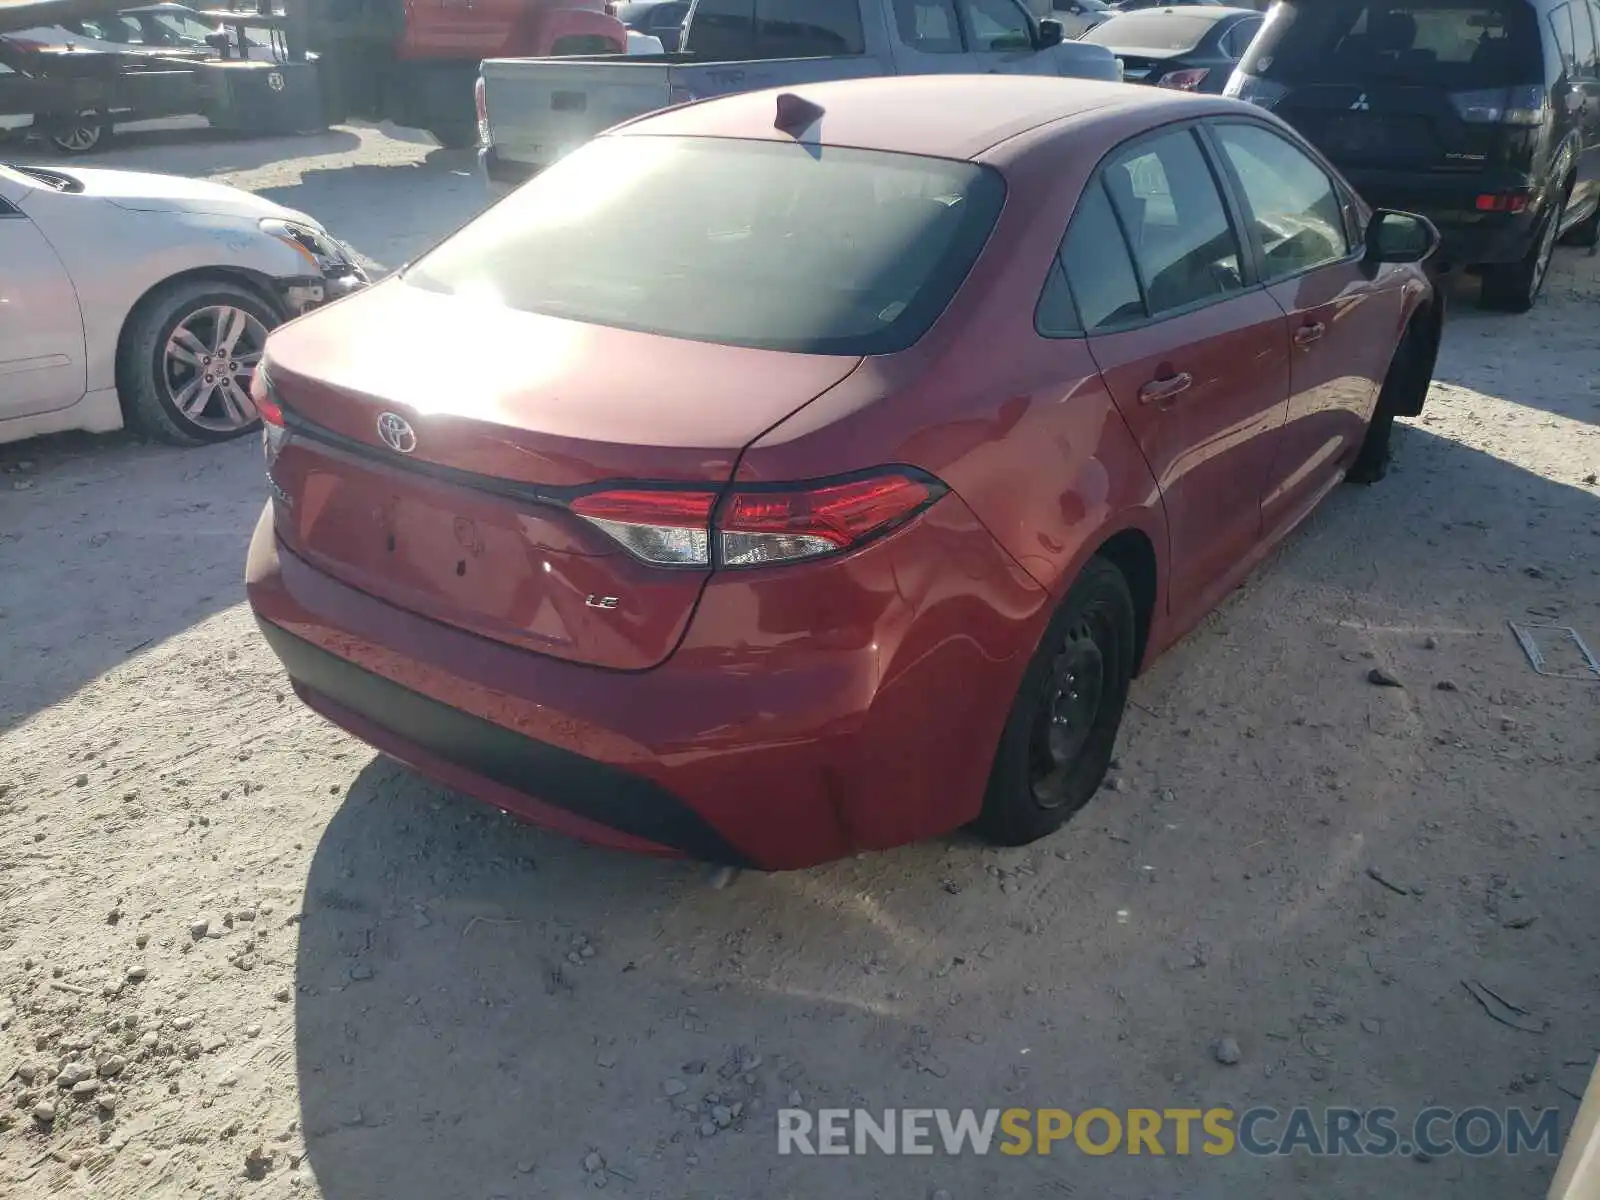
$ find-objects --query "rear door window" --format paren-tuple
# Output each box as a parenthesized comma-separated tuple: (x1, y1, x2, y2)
(684, 0, 755, 58)
(755, 0, 865, 55)
(1101, 128, 1245, 318)
(1571, 0, 1599, 73)
(1244, 1, 1543, 88)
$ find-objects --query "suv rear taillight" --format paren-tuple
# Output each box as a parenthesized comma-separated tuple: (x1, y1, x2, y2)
(569, 469, 947, 569)
(1449, 85, 1546, 126)
(474, 75, 489, 146)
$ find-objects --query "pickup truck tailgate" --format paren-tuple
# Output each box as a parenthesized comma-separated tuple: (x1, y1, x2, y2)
(481, 58, 672, 162)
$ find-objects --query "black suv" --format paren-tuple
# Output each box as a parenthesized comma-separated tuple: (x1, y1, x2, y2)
(1225, 0, 1600, 310)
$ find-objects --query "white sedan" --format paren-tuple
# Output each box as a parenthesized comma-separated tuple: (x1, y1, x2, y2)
(0, 158, 366, 446)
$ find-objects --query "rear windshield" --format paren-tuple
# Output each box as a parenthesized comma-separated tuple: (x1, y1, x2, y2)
(1245, 1, 1543, 86)
(1082, 11, 1219, 51)
(405, 136, 1006, 357)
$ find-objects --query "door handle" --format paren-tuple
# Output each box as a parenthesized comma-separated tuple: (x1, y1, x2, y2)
(1138, 371, 1193, 405)
(1293, 321, 1326, 348)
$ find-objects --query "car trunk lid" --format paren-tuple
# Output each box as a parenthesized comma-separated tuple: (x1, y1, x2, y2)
(262, 279, 861, 671)
(1275, 82, 1503, 173)
(1241, 0, 1545, 176)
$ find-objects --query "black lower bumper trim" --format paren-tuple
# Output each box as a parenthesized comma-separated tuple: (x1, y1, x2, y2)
(257, 620, 754, 867)
(481, 145, 538, 188)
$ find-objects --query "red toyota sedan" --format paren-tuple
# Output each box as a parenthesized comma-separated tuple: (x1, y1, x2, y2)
(246, 75, 1441, 870)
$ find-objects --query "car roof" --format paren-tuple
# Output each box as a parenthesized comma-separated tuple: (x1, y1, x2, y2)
(611, 74, 1230, 163)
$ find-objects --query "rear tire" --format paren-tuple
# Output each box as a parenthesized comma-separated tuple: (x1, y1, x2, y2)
(973, 557, 1135, 847)
(116, 279, 282, 447)
(1348, 316, 1429, 484)
(1479, 192, 1562, 312)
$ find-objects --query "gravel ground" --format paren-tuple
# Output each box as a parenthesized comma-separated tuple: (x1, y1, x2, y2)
(1, 122, 1598, 1200)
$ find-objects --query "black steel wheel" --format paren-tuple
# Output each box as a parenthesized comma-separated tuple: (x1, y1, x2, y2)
(974, 556, 1135, 846)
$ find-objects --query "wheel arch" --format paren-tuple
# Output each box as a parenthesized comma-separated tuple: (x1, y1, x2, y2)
(1391, 288, 1443, 418)
(1089, 526, 1159, 676)
(112, 267, 286, 419)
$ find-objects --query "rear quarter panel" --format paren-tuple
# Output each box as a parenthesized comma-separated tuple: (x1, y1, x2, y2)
(738, 116, 1171, 648)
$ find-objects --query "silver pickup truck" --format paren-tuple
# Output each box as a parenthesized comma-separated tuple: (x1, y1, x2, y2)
(477, 0, 1122, 201)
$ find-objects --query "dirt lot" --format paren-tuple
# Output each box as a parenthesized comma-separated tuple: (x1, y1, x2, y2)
(1, 123, 1598, 1200)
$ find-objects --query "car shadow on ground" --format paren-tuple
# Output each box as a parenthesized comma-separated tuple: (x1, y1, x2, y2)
(0, 433, 264, 731)
(292, 422, 1596, 1200)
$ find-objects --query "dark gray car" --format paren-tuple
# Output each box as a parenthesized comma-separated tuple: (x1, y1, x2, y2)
(1082, 5, 1264, 91)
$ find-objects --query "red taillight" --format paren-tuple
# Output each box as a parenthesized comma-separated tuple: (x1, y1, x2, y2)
(718, 474, 937, 566)
(1475, 192, 1529, 213)
(1156, 67, 1209, 91)
(253, 365, 289, 465)
(570, 470, 944, 569)
(570, 488, 717, 566)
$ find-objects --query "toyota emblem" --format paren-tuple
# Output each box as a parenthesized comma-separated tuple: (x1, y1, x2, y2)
(377, 412, 417, 454)
(267, 71, 285, 92)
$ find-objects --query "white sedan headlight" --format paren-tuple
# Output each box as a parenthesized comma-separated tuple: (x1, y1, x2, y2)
(259, 218, 358, 276)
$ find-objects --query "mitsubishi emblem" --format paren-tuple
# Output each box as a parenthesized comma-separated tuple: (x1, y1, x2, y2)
(377, 411, 417, 454)
(1350, 93, 1370, 111)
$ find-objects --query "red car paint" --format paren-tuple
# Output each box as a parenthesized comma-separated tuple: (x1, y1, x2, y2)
(246, 75, 1434, 870)
(396, 0, 623, 61)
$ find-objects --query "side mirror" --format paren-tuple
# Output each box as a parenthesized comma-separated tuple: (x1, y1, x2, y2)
(1364, 208, 1439, 265)
(1038, 18, 1066, 46)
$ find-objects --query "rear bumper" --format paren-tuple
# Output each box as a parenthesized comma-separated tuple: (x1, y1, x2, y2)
(1343, 170, 1548, 267)
(245, 499, 1049, 869)
(478, 144, 536, 203)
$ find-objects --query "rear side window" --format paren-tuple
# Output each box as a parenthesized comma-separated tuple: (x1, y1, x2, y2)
(1060, 182, 1145, 331)
(405, 136, 1005, 356)
(1244, 1, 1544, 87)
(1102, 129, 1244, 317)
(1550, 2, 1577, 71)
